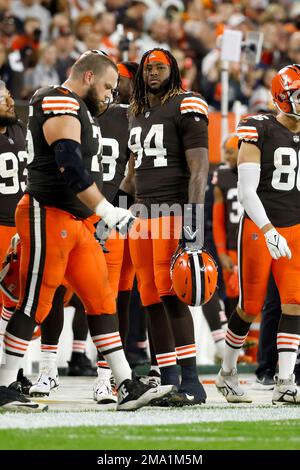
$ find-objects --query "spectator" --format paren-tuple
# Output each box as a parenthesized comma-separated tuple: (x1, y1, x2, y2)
(23, 43, 59, 98)
(0, 44, 15, 92)
(11, 0, 51, 41)
(249, 67, 277, 113)
(53, 27, 77, 82)
(168, 17, 207, 90)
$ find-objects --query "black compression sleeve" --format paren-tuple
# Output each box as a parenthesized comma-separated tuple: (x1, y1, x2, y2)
(52, 139, 94, 194)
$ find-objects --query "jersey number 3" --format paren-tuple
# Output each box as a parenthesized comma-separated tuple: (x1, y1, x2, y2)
(128, 124, 167, 168)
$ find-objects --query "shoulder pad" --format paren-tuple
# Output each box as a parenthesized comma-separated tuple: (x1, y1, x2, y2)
(180, 93, 208, 119)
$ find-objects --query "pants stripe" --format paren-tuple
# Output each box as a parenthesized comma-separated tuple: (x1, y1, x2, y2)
(237, 215, 245, 311)
(20, 196, 46, 318)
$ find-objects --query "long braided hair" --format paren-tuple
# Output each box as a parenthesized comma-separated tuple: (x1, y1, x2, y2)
(130, 48, 184, 116)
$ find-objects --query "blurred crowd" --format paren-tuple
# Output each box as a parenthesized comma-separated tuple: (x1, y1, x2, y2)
(1, 0, 300, 111)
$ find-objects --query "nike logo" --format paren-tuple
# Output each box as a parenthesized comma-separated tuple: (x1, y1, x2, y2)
(183, 226, 199, 239)
(184, 393, 195, 401)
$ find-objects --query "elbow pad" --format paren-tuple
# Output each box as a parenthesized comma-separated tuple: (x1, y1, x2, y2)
(53, 139, 94, 194)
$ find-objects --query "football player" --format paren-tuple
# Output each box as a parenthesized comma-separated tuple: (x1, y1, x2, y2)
(0, 83, 27, 347)
(216, 65, 300, 404)
(0, 51, 172, 412)
(213, 135, 242, 315)
(122, 49, 209, 405)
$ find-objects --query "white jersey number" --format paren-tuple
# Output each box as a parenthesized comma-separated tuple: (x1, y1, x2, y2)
(271, 147, 300, 191)
(0, 151, 28, 194)
(128, 124, 167, 168)
(101, 138, 119, 182)
(227, 187, 243, 224)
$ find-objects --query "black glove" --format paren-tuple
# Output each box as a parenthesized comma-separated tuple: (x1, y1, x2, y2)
(181, 203, 204, 250)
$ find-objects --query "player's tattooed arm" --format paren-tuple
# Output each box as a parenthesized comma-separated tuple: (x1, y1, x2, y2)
(186, 147, 209, 204)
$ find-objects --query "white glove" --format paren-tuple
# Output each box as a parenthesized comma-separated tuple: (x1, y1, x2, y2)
(95, 198, 135, 233)
(264, 228, 292, 260)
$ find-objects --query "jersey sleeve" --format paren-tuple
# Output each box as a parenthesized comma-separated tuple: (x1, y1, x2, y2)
(178, 94, 208, 150)
(40, 88, 81, 122)
(236, 115, 265, 150)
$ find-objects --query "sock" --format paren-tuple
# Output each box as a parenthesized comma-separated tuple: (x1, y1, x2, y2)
(41, 284, 65, 347)
(146, 302, 179, 386)
(277, 314, 300, 380)
(202, 290, 226, 338)
(0, 306, 14, 352)
(223, 309, 251, 373)
(96, 350, 110, 370)
(0, 310, 35, 386)
(117, 290, 131, 346)
(70, 294, 89, 347)
(40, 344, 58, 373)
(96, 365, 111, 379)
(88, 314, 131, 387)
(219, 299, 228, 329)
(72, 340, 86, 354)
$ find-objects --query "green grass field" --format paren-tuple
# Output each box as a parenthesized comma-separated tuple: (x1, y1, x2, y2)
(1, 420, 300, 450)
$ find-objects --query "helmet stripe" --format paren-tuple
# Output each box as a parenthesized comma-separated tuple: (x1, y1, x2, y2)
(198, 252, 205, 305)
(190, 252, 205, 306)
(190, 252, 197, 305)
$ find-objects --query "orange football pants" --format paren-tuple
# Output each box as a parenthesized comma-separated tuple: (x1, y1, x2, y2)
(238, 217, 300, 317)
(16, 194, 116, 324)
(129, 216, 181, 307)
(223, 249, 239, 298)
(64, 232, 135, 308)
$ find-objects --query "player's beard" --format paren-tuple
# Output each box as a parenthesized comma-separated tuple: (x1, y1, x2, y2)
(146, 77, 171, 96)
(83, 84, 102, 117)
(0, 113, 18, 127)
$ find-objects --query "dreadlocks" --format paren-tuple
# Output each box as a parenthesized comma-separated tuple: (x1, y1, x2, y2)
(130, 48, 184, 116)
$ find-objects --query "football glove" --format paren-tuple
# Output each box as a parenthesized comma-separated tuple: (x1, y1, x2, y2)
(181, 203, 204, 250)
(95, 198, 135, 233)
(264, 228, 292, 260)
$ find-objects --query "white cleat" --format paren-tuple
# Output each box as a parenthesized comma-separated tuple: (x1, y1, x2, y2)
(29, 370, 59, 397)
(93, 376, 118, 404)
(215, 367, 252, 403)
(272, 374, 300, 405)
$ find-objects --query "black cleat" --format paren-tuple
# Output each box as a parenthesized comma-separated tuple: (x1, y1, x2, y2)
(67, 352, 97, 377)
(14, 368, 32, 396)
(150, 383, 207, 407)
(117, 376, 174, 411)
(0, 384, 48, 412)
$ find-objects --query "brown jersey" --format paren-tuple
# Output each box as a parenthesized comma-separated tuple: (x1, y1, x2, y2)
(0, 121, 28, 226)
(128, 92, 208, 211)
(26, 86, 103, 219)
(97, 104, 130, 204)
(237, 114, 300, 227)
(213, 163, 242, 250)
